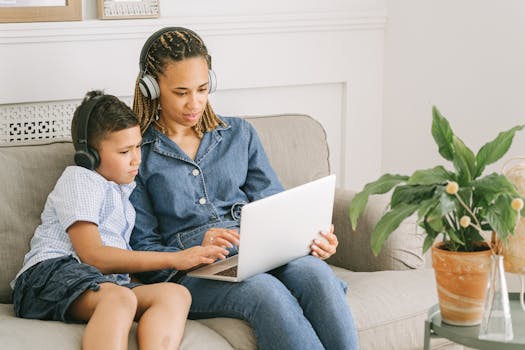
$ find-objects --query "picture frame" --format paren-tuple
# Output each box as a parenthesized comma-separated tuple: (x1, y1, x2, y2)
(97, 0, 160, 20)
(0, 0, 82, 23)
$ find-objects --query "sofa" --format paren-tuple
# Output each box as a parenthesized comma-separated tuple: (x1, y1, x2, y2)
(0, 113, 456, 349)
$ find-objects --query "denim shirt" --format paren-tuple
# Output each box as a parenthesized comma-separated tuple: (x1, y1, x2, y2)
(129, 116, 284, 282)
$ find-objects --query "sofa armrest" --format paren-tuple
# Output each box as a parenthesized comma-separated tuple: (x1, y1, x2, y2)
(327, 188, 425, 272)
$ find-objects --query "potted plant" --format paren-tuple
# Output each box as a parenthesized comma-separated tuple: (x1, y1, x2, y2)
(349, 106, 525, 326)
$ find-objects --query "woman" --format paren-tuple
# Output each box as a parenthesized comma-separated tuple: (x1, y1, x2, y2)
(130, 26, 359, 350)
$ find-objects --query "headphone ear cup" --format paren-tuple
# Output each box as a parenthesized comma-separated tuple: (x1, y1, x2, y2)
(74, 151, 95, 170)
(208, 69, 217, 94)
(139, 74, 160, 99)
(89, 147, 100, 169)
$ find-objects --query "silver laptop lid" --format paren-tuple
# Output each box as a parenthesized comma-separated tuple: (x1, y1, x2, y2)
(236, 174, 336, 280)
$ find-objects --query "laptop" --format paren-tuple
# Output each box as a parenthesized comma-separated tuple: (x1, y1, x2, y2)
(187, 174, 336, 282)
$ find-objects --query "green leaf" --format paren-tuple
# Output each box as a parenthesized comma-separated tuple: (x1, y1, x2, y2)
(452, 135, 476, 183)
(476, 125, 525, 177)
(471, 173, 521, 203)
(446, 228, 465, 245)
(370, 203, 419, 256)
(407, 166, 455, 185)
(439, 189, 458, 216)
(417, 195, 440, 222)
(486, 195, 518, 242)
(431, 106, 454, 161)
(349, 174, 409, 230)
(426, 213, 444, 233)
(391, 185, 435, 208)
(422, 235, 435, 253)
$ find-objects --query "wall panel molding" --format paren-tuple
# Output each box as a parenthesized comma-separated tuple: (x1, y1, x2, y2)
(0, 10, 386, 44)
(0, 7, 386, 189)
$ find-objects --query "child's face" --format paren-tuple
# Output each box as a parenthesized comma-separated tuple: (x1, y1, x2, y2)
(157, 57, 210, 128)
(96, 125, 142, 184)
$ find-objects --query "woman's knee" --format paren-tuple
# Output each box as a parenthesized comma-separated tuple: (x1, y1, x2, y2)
(241, 274, 296, 311)
(290, 256, 336, 282)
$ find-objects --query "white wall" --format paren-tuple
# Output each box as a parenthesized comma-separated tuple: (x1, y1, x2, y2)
(0, 0, 387, 189)
(383, 0, 525, 178)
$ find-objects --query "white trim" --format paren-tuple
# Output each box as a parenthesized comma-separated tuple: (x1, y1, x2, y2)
(0, 10, 387, 44)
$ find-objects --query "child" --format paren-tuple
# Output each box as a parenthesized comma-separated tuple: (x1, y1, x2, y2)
(11, 90, 229, 350)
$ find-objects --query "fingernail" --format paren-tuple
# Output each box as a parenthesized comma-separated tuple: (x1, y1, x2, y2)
(315, 239, 321, 244)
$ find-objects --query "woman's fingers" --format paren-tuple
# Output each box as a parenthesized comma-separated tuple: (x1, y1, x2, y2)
(202, 245, 229, 260)
(311, 225, 338, 260)
(204, 228, 240, 247)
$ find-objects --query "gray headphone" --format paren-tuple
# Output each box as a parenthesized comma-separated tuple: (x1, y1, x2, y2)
(138, 27, 217, 99)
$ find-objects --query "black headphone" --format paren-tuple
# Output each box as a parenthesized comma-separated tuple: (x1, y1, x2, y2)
(73, 96, 103, 170)
(138, 26, 217, 100)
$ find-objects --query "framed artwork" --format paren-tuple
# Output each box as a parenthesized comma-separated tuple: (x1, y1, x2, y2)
(97, 0, 159, 20)
(0, 0, 82, 23)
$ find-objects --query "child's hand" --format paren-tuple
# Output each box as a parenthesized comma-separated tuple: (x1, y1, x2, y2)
(173, 245, 229, 270)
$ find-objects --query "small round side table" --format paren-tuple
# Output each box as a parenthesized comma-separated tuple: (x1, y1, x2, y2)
(424, 293, 525, 349)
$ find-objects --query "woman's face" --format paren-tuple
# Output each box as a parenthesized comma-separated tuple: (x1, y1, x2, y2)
(157, 57, 210, 128)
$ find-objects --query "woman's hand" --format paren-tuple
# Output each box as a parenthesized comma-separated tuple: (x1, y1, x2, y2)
(311, 224, 338, 260)
(203, 227, 240, 248)
(172, 245, 229, 271)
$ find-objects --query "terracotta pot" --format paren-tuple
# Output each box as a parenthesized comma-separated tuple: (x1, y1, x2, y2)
(432, 242, 492, 326)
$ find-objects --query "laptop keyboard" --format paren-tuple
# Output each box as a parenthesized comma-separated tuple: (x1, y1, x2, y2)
(214, 265, 238, 277)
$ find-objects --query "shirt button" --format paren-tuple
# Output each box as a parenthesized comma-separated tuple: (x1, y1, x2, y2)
(199, 197, 207, 205)
(192, 169, 200, 176)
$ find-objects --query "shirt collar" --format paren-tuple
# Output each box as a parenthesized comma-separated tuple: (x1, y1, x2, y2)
(119, 182, 136, 198)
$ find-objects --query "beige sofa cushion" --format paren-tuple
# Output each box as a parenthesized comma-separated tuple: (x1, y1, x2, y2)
(0, 141, 74, 303)
(330, 188, 425, 272)
(246, 115, 330, 189)
(0, 304, 233, 350)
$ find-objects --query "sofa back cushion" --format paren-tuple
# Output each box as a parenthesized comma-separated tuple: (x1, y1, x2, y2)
(0, 114, 330, 303)
(245, 114, 330, 189)
(0, 141, 74, 303)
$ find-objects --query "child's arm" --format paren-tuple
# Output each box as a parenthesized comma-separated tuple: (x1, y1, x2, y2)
(68, 221, 229, 273)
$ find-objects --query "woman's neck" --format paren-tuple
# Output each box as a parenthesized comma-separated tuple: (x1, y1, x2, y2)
(155, 117, 196, 139)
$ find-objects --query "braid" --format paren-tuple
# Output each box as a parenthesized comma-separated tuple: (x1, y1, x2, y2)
(133, 28, 225, 136)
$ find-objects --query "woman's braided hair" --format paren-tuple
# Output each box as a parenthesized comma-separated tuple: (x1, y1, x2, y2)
(133, 28, 225, 137)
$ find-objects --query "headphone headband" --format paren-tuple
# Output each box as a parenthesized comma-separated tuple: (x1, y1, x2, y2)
(74, 96, 103, 170)
(139, 26, 211, 73)
(138, 26, 216, 99)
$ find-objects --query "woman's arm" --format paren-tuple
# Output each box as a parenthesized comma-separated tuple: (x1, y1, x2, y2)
(68, 221, 228, 273)
(129, 174, 176, 253)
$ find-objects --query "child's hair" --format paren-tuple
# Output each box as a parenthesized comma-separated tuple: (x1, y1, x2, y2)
(133, 27, 225, 137)
(71, 90, 139, 150)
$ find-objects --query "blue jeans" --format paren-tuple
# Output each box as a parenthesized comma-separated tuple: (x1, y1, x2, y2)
(178, 255, 359, 350)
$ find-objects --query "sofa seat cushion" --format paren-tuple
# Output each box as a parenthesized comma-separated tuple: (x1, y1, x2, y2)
(333, 266, 453, 349)
(0, 304, 233, 350)
(1, 267, 456, 350)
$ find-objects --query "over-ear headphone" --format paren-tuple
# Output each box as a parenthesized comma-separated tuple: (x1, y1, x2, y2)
(73, 96, 102, 170)
(138, 27, 217, 100)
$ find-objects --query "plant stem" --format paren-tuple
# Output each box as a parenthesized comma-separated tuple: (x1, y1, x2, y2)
(453, 192, 495, 253)
(454, 192, 482, 229)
